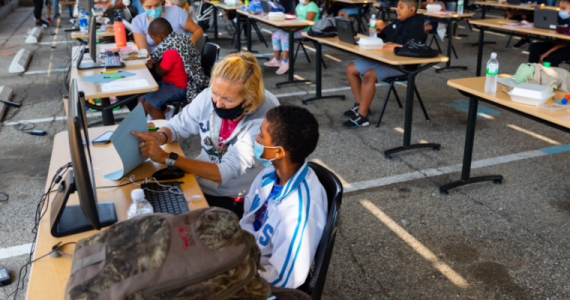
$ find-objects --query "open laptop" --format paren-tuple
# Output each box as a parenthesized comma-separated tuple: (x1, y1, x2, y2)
(336, 18, 359, 45)
(506, 0, 521, 5)
(534, 8, 558, 30)
(260, 0, 271, 13)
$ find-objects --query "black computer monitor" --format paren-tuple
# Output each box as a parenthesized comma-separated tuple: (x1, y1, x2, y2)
(76, 14, 102, 70)
(50, 79, 117, 238)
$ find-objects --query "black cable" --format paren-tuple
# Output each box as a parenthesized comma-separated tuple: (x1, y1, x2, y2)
(7, 162, 72, 300)
(13, 122, 35, 133)
(96, 178, 146, 189)
(0, 191, 7, 203)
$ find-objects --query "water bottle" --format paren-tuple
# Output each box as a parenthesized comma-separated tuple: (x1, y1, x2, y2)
(457, 0, 464, 15)
(369, 14, 377, 38)
(127, 189, 154, 219)
(484, 52, 499, 93)
(79, 10, 89, 34)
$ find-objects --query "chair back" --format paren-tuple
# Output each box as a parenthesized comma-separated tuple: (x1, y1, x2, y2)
(446, 1, 457, 12)
(194, 33, 208, 56)
(201, 42, 220, 78)
(300, 162, 343, 300)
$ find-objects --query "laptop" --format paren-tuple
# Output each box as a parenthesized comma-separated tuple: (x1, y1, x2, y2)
(506, 0, 521, 5)
(260, 0, 271, 13)
(336, 18, 359, 45)
(534, 8, 558, 30)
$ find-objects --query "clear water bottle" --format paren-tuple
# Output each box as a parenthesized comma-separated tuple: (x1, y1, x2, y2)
(79, 10, 89, 34)
(484, 52, 499, 93)
(127, 189, 154, 219)
(457, 0, 464, 15)
(369, 14, 377, 38)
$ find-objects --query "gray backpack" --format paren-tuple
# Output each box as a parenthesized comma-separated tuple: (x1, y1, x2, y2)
(65, 208, 272, 300)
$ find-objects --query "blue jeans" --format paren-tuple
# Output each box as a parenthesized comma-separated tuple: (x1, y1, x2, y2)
(53, 0, 73, 17)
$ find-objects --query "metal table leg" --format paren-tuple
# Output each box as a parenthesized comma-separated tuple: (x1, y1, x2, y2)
(476, 26, 485, 76)
(439, 96, 503, 195)
(302, 42, 345, 104)
(436, 19, 467, 73)
(276, 28, 312, 88)
(384, 70, 441, 159)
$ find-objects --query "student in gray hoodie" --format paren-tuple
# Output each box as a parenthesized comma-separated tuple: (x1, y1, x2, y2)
(132, 53, 279, 217)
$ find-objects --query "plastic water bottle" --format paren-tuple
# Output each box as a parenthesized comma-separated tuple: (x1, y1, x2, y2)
(127, 189, 153, 219)
(369, 14, 377, 38)
(484, 52, 499, 93)
(79, 10, 89, 34)
(457, 0, 464, 15)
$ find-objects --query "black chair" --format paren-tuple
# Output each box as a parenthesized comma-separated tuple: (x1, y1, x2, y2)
(171, 42, 220, 115)
(293, 38, 328, 70)
(297, 162, 343, 300)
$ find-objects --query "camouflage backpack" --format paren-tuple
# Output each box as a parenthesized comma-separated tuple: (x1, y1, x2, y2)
(65, 207, 272, 300)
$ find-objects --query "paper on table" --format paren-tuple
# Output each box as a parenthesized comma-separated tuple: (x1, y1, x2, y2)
(104, 103, 149, 180)
(101, 79, 149, 92)
(80, 71, 136, 84)
(498, 77, 518, 88)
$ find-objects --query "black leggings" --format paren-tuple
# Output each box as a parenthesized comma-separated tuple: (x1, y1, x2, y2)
(204, 194, 245, 218)
(528, 42, 570, 67)
(33, 0, 43, 20)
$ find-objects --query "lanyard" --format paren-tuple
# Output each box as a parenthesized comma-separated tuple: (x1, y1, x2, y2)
(208, 112, 246, 152)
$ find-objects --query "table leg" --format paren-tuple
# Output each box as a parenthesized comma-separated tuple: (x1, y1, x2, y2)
(436, 19, 467, 73)
(235, 15, 241, 51)
(213, 6, 219, 40)
(439, 96, 503, 195)
(471, 9, 495, 46)
(357, 5, 363, 33)
(384, 71, 441, 159)
(276, 29, 311, 88)
(247, 17, 252, 52)
(302, 42, 345, 104)
(100, 97, 115, 126)
(476, 27, 485, 76)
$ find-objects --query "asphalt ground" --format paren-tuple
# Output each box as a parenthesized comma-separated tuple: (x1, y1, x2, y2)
(0, 5, 569, 300)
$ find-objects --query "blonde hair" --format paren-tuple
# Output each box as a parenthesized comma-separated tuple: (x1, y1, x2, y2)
(210, 52, 265, 115)
(166, 0, 193, 15)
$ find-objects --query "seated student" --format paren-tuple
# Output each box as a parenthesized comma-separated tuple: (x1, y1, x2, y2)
(528, 0, 570, 66)
(422, 0, 446, 32)
(263, 0, 320, 75)
(343, 0, 425, 128)
(240, 105, 328, 291)
(140, 18, 208, 120)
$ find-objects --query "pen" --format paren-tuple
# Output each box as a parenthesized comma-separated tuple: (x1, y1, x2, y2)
(104, 76, 125, 78)
(148, 126, 159, 131)
(102, 70, 121, 74)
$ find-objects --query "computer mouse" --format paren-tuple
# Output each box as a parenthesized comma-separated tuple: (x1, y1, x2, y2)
(152, 166, 185, 181)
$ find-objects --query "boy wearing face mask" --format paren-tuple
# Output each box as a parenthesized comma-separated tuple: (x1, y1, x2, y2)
(240, 106, 328, 292)
(528, 0, 570, 67)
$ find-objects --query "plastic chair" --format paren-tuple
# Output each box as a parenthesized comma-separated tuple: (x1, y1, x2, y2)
(293, 38, 328, 70)
(297, 162, 343, 300)
(375, 74, 431, 127)
(171, 42, 220, 115)
(194, 34, 208, 57)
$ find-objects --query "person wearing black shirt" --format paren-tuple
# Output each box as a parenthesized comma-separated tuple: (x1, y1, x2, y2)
(343, 0, 425, 129)
(528, 0, 570, 66)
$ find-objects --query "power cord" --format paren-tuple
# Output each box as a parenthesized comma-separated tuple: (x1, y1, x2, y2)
(6, 162, 72, 300)
(12, 122, 47, 136)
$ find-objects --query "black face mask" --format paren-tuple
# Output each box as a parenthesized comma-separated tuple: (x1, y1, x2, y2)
(213, 100, 247, 120)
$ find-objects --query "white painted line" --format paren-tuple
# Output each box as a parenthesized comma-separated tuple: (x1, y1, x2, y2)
(273, 83, 390, 98)
(0, 243, 32, 260)
(507, 124, 561, 145)
(38, 40, 75, 45)
(24, 68, 69, 75)
(343, 149, 547, 193)
(3, 108, 131, 125)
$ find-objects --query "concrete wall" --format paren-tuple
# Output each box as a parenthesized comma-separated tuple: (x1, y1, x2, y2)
(0, 0, 19, 20)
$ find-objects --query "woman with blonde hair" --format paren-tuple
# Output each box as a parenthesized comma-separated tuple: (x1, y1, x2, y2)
(132, 53, 280, 217)
(165, 0, 193, 17)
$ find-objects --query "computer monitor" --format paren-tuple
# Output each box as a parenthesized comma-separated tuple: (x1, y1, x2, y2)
(50, 79, 117, 238)
(76, 14, 102, 70)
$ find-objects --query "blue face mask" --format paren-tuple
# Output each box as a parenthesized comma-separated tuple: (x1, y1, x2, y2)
(254, 140, 281, 167)
(560, 10, 570, 20)
(146, 6, 162, 19)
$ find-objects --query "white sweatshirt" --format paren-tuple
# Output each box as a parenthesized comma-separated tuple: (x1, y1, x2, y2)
(240, 161, 328, 291)
(164, 88, 280, 198)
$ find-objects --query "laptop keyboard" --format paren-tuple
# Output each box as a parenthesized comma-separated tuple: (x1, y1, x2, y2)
(141, 181, 190, 214)
(104, 55, 123, 68)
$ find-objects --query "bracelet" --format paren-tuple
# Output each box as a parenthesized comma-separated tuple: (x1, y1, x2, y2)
(159, 131, 168, 145)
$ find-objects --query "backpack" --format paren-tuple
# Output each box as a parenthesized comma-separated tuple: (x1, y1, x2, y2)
(64, 208, 272, 300)
(307, 16, 338, 37)
(394, 39, 439, 58)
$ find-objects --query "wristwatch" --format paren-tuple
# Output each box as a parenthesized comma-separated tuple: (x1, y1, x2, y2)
(165, 152, 179, 167)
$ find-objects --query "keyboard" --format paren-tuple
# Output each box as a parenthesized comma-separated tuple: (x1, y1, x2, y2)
(104, 55, 123, 68)
(141, 181, 190, 214)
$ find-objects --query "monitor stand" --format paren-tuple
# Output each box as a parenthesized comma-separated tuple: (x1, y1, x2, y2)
(77, 46, 105, 70)
(50, 170, 118, 237)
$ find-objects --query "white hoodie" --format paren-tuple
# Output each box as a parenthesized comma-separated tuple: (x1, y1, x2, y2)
(164, 88, 280, 198)
(240, 161, 328, 291)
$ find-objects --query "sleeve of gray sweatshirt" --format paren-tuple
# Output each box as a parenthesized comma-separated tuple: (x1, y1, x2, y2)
(163, 90, 208, 142)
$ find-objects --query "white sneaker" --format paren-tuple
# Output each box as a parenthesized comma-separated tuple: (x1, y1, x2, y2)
(276, 61, 289, 75)
(164, 105, 175, 121)
(264, 58, 281, 67)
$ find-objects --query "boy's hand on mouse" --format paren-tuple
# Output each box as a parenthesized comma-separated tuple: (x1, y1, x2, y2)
(131, 131, 168, 163)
